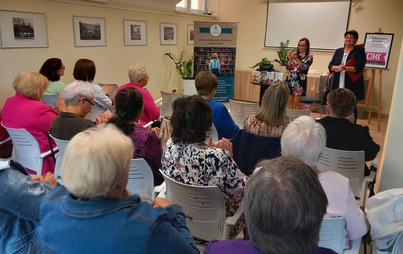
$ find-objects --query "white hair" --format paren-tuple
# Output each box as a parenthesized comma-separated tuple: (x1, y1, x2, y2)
(63, 80, 95, 106)
(281, 116, 326, 168)
(61, 124, 134, 199)
(128, 65, 147, 83)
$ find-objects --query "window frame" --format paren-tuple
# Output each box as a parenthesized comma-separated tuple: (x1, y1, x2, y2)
(176, 0, 206, 14)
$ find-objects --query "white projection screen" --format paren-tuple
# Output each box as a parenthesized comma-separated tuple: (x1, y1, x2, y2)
(265, 1, 351, 50)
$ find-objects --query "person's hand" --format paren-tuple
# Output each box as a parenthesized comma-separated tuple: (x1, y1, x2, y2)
(32, 175, 44, 182)
(103, 85, 114, 96)
(334, 65, 344, 72)
(209, 138, 233, 158)
(96, 111, 113, 124)
(289, 52, 297, 60)
(151, 127, 160, 136)
(35, 172, 58, 187)
(53, 94, 66, 113)
(151, 197, 172, 208)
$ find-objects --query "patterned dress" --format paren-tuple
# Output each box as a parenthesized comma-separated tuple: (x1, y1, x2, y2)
(285, 54, 313, 96)
(243, 115, 287, 137)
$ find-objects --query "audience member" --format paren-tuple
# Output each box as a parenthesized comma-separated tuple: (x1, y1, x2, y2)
(116, 65, 160, 126)
(108, 87, 163, 185)
(205, 156, 336, 254)
(49, 81, 97, 140)
(317, 88, 380, 175)
(243, 81, 289, 137)
(40, 124, 199, 253)
(39, 58, 66, 96)
(161, 95, 247, 236)
(0, 160, 56, 254)
(281, 115, 370, 249)
(73, 58, 112, 113)
(195, 71, 239, 139)
(2, 72, 62, 174)
(286, 37, 313, 109)
(209, 53, 220, 76)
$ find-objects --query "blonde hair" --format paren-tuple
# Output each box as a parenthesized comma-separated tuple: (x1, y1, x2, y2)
(61, 124, 134, 199)
(256, 81, 289, 126)
(12, 72, 49, 101)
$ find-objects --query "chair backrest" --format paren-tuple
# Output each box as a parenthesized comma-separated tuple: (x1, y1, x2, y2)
(2, 124, 43, 175)
(161, 170, 227, 241)
(160, 91, 184, 118)
(317, 147, 365, 197)
(49, 133, 69, 181)
(127, 158, 154, 199)
(318, 217, 345, 254)
(286, 109, 311, 122)
(41, 95, 59, 108)
(205, 123, 219, 143)
(229, 100, 260, 129)
(231, 130, 281, 176)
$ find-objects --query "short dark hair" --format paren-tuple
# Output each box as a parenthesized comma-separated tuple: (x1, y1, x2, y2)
(73, 58, 96, 82)
(109, 87, 144, 134)
(195, 71, 218, 96)
(344, 30, 359, 40)
(39, 58, 62, 81)
(327, 88, 356, 117)
(170, 95, 212, 144)
(245, 156, 328, 254)
(297, 37, 310, 56)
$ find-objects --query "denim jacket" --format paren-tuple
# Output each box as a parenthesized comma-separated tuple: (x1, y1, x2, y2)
(0, 164, 54, 254)
(40, 186, 199, 254)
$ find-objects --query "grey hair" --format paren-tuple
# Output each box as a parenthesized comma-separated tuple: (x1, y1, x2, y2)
(62, 80, 95, 106)
(128, 65, 147, 83)
(245, 156, 328, 254)
(281, 116, 326, 168)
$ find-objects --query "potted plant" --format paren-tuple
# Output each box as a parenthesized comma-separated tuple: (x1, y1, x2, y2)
(274, 40, 290, 73)
(250, 57, 274, 72)
(165, 51, 197, 79)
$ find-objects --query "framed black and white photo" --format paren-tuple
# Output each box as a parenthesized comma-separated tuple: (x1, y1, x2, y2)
(123, 20, 147, 46)
(187, 25, 194, 45)
(160, 23, 177, 45)
(0, 10, 48, 48)
(73, 16, 106, 47)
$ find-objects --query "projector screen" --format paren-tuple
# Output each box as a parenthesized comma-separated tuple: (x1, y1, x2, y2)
(265, 1, 351, 50)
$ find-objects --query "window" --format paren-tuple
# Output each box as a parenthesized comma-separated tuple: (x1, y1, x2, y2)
(176, 0, 205, 13)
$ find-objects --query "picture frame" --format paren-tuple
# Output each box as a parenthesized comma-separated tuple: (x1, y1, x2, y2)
(123, 19, 147, 46)
(73, 16, 106, 47)
(187, 25, 194, 45)
(160, 23, 177, 45)
(0, 10, 48, 48)
(364, 33, 394, 69)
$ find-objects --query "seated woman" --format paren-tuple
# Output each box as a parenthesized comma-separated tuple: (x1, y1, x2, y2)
(39, 58, 66, 96)
(73, 58, 112, 113)
(116, 65, 160, 126)
(243, 81, 289, 137)
(161, 95, 247, 229)
(108, 87, 163, 185)
(2, 72, 63, 174)
(205, 156, 335, 254)
(40, 124, 198, 253)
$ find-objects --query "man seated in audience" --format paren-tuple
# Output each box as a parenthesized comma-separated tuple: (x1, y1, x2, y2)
(0, 160, 56, 253)
(195, 71, 239, 139)
(317, 88, 380, 176)
(205, 156, 336, 254)
(50, 80, 111, 140)
(281, 116, 370, 249)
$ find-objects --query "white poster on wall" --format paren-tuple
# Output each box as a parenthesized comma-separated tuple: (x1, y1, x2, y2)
(364, 33, 394, 69)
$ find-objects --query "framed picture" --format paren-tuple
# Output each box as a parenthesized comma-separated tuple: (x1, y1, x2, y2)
(123, 20, 147, 46)
(0, 10, 48, 48)
(160, 23, 177, 45)
(364, 33, 394, 69)
(73, 16, 106, 47)
(187, 25, 194, 45)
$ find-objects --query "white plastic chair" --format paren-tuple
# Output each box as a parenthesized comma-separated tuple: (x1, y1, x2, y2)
(160, 170, 244, 241)
(41, 95, 59, 109)
(229, 100, 260, 129)
(49, 133, 69, 183)
(286, 109, 311, 122)
(317, 147, 375, 209)
(205, 123, 219, 143)
(160, 91, 184, 118)
(127, 158, 154, 200)
(2, 123, 57, 175)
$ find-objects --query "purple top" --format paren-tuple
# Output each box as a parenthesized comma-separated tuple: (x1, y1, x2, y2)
(205, 239, 337, 254)
(127, 125, 163, 185)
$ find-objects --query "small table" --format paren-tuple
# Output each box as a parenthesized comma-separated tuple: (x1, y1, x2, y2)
(251, 81, 273, 105)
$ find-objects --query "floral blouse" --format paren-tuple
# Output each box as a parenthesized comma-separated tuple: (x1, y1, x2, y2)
(161, 138, 247, 217)
(286, 54, 313, 96)
(243, 115, 287, 137)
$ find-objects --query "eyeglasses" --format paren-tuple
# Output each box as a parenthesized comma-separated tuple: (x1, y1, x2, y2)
(84, 98, 94, 106)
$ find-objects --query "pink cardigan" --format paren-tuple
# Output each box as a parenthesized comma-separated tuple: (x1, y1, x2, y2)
(116, 83, 160, 126)
(2, 93, 57, 175)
